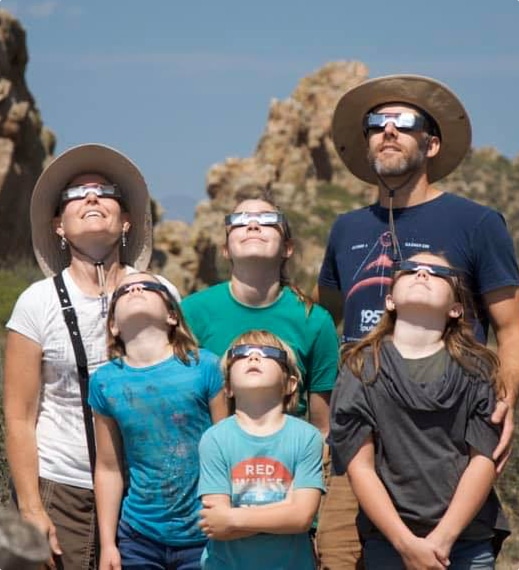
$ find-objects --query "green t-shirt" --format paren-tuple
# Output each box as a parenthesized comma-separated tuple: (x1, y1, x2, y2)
(181, 283, 339, 417)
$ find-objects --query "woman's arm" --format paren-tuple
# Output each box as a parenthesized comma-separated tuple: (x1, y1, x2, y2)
(348, 436, 445, 570)
(3, 331, 62, 558)
(209, 390, 228, 423)
(426, 449, 496, 563)
(94, 413, 125, 570)
(199, 488, 321, 540)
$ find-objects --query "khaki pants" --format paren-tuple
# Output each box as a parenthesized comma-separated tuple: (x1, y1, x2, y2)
(316, 474, 364, 570)
(39, 478, 97, 570)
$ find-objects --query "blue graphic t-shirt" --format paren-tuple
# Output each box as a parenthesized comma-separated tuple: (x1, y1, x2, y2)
(198, 415, 325, 570)
(88, 349, 223, 546)
(318, 193, 519, 342)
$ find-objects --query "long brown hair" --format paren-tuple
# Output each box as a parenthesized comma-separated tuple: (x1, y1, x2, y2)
(221, 329, 301, 415)
(107, 271, 199, 365)
(228, 186, 313, 313)
(344, 254, 501, 391)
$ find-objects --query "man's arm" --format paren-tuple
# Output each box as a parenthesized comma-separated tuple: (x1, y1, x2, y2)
(484, 285, 519, 472)
(312, 285, 344, 327)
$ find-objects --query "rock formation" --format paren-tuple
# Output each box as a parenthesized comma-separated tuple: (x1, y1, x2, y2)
(0, 9, 55, 264)
(154, 62, 519, 297)
(153, 61, 375, 294)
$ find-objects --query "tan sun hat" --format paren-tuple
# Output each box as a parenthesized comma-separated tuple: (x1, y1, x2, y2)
(331, 74, 472, 184)
(30, 143, 153, 277)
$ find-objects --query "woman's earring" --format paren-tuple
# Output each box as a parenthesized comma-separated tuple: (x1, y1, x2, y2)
(60, 236, 68, 251)
(121, 229, 127, 248)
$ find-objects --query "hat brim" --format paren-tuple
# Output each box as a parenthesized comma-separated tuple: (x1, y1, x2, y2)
(30, 143, 152, 276)
(331, 74, 472, 184)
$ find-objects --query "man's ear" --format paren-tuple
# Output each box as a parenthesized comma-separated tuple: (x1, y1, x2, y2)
(426, 135, 441, 158)
(448, 302, 463, 319)
(385, 294, 395, 311)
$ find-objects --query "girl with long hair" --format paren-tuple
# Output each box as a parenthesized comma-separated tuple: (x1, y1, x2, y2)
(330, 252, 507, 570)
(89, 272, 227, 570)
(181, 189, 338, 437)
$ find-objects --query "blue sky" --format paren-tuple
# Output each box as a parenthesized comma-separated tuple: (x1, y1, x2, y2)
(5, 0, 519, 221)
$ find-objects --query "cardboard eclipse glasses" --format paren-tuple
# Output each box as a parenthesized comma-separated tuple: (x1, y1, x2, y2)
(225, 211, 286, 228)
(227, 344, 288, 365)
(393, 260, 458, 279)
(61, 183, 122, 204)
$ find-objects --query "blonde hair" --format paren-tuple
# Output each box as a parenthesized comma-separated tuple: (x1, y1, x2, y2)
(107, 271, 199, 365)
(344, 254, 501, 391)
(222, 329, 301, 415)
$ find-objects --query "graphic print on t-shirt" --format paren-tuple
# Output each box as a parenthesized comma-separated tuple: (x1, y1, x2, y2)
(231, 457, 293, 507)
(345, 230, 395, 341)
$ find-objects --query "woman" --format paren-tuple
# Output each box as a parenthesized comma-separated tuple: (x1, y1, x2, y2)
(181, 191, 338, 436)
(3, 143, 179, 569)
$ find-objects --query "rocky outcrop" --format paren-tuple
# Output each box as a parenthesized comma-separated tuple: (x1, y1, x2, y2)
(154, 61, 519, 297)
(154, 61, 374, 293)
(0, 10, 55, 264)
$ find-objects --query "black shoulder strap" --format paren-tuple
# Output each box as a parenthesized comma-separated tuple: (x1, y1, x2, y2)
(53, 273, 96, 481)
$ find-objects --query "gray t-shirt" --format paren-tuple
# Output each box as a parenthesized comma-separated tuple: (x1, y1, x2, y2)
(406, 348, 447, 384)
(330, 341, 505, 541)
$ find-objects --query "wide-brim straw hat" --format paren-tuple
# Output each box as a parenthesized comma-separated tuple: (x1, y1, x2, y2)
(331, 74, 472, 184)
(30, 143, 153, 277)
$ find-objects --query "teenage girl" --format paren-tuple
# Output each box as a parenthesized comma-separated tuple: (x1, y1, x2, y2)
(330, 253, 507, 570)
(198, 330, 325, 570)
(89, 272, 227, 570)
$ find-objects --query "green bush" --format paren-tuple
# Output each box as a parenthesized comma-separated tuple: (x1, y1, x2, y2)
(0, 262, 41, 326)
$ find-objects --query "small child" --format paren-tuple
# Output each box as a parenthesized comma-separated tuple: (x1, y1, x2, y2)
(198, 330, 325, 570)
(330, 253, 507, 570)
(89, 272, 227, 570)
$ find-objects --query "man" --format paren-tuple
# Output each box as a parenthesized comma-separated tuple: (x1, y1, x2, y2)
(314, 74, 519, 569)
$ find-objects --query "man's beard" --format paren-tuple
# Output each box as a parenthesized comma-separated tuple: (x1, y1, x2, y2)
(368, 139, 428, 178)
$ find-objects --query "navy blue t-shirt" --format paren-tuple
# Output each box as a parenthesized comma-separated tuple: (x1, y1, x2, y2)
(318, 193, 519, 343)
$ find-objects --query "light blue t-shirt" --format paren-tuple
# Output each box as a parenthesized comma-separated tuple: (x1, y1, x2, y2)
(198, 415, 325, 569)
(89, 349, 223, 546)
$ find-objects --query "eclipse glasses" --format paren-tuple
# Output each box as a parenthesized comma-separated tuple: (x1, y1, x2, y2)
(393, 260, 459, 279)
(227, 344, 288, 365)
(363, 112, 427, 133)
(225, 211, 286, 228)
(112, 281, 175, 304)
(61, 183, 122, 204)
